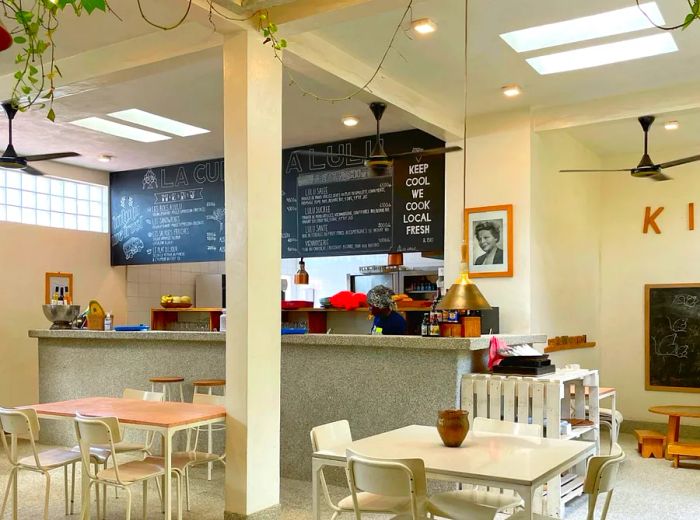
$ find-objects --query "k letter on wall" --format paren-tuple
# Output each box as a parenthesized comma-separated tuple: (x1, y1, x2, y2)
(642, 203, 696, 234)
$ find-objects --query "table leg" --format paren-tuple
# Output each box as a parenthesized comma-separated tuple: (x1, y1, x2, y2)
(517, 484, 535, 520)
(665, 415, 680, 461)
(10, 436, 17, 520)
(164, 429, 173, 519)
(311, 458, 322, 520)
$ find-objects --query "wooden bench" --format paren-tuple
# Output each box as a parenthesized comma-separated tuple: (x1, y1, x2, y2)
(634, 429, 665, 458)
(667, 442, 700, 468)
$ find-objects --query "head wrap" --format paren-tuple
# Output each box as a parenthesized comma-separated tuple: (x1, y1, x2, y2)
(366, 285, 396, 310)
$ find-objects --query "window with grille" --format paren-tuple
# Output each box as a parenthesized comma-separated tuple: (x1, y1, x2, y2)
(0, 169, 109, 233)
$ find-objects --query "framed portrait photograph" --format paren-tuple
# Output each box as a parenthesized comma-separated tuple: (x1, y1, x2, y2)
(465, 204, 513, 278)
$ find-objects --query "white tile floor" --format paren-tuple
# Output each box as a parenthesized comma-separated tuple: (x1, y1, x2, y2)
(0, 432, 698, 519)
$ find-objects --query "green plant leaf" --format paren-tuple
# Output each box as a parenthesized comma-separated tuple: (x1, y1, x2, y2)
(29, 65, 38, 75)
(81, 0, 107, 14)
(13, 36, 26, 44)
(47, 108, 56, 122)
(14, 71, 23, 80)
(21, 86, 31, 95)
(15, 10, 33, 24)
(683, 12, 696, 29)
(279, 39, 287, 48)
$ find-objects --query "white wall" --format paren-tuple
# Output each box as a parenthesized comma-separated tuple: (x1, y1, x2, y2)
(0, 163, 126, 406)
(530, 130, 603, 369)
(599, 149, 700, 422)
(463, 111, 533, 333)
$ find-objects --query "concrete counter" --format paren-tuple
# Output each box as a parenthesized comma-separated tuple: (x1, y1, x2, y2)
(30, 329, 546, 480)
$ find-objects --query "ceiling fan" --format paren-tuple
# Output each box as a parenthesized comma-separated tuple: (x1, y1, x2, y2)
(0, 101, 80, 176)
(292, 102, 462, 175)
(560, 115, 700, 182)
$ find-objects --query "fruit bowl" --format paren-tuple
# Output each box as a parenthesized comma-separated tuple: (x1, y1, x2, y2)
(161, 302, 193, 309)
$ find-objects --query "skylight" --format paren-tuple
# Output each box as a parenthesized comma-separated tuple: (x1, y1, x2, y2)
(69, 117, 171, 143)
(108, 109, 210, 137)
(526, 33, 678, 75)
(500, 2, 665, 53)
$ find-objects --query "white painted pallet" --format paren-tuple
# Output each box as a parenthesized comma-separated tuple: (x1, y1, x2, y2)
(460, 369, 600, 518)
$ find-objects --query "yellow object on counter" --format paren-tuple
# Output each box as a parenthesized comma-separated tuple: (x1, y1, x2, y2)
(87, 300, 106, 330)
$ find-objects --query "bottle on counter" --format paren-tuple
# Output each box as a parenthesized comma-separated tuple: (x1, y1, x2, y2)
(104, 312, 113, 331)
(294, 257, 309, 285)
(58, 288, 64, 305)
(219, 309, 227, 332)
(52, 286, 59, 305)
(64, 290, 72, 305)
(429, 312, 441, 337)
(421, 313, 429, 337)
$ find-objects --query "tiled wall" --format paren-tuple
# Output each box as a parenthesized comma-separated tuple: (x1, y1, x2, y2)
(126, 261, 224, 325)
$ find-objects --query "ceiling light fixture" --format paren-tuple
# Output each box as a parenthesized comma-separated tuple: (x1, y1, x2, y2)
(501, 84, 522, 98)
(500, 2, 665, 53)
(108, 109, 210, 137)
(664, 120, 679, 130)
(69, 117, 171, 143)
(342, 116, 359, 127)
(437, 0, 491, 314)
(411, 18, 437, 35)
(97, 154, 113, 163)
(526, 33, 677, 75)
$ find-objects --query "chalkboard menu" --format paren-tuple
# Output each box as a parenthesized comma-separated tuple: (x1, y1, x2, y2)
(646, 284, 700, 392)
(110, 159, 225, 265)
(282, 129, 445, 258)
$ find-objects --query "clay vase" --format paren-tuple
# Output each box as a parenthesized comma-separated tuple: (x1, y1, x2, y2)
(437, 409, 469, 447)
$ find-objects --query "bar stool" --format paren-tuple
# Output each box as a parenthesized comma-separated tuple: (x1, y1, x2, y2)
(149, 376, 185, 402)
(192, 379, 226, 480)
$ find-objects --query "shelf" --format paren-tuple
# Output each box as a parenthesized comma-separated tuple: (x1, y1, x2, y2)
(545, 342, 596, 353)
(405, 290, 437, 293)
(282, 307, 432, 312)
(151, 307, 222, 313)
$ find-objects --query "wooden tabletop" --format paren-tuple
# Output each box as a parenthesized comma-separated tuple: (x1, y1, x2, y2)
(30, 397, 226, 428)
(649, 405, 700, 419)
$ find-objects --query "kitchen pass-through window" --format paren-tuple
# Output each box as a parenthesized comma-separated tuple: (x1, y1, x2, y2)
(0, 168, 108, 233)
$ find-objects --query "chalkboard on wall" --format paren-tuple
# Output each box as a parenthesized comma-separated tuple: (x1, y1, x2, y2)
(110, 159, 225, 266)
(645, 284, 700, 392)
(282, 129, 445, 258)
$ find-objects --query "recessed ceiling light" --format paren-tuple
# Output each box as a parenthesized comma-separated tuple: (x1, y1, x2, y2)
(342, 116, 359, 127)
(501, 2, 665, 53)
(69, 117, 171, 143)
(97, 154, 113, 163)
(664, 120, 680, 130)
(501, 84, 522, 98)
(108, 109, 210, 137)
(411, 18, 437, 35)
(526, 33, 677, 75)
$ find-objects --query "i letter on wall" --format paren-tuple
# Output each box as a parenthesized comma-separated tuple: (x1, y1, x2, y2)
(643, 206, 664, 234)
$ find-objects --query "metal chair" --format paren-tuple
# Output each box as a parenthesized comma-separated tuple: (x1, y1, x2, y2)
(0, 407, 80, 520)
(192, 379, 226, 480)
(311, 420, 410, 520)
(74, 413, 176, 520)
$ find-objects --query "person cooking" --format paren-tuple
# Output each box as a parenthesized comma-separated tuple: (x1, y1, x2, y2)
(367, 285, 407, 335)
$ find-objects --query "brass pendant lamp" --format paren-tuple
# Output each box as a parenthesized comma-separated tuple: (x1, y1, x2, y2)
(436, 0, 490, 312)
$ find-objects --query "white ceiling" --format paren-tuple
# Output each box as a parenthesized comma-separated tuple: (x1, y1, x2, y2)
(2, 0, 700, 173)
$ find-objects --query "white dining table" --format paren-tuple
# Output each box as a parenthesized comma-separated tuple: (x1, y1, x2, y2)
(311, 424, 596, 520)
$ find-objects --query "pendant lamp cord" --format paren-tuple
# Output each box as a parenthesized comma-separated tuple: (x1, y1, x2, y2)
(462, 0, 469, 215)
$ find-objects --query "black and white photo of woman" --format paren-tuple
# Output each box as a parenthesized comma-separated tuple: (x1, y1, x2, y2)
(473, 220, 504, 265)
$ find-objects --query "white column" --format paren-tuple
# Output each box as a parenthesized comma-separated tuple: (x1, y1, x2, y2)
(223, 30, 282, 517)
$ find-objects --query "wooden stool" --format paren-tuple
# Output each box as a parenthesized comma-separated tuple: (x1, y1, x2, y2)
(149, 376, 185, 402)
(634, 429, 665, 458)
(193, 379, 226, 480)
(666, 442, 700, 468)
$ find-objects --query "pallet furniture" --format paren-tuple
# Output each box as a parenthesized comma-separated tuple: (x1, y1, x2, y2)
(461, 368, 600, 518)
(634, 429, 665, 458)
(649, 405, 700, 467)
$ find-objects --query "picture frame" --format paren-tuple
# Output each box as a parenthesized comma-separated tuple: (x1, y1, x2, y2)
(45, 272, 73, 304)
(464, 204, 513, 278)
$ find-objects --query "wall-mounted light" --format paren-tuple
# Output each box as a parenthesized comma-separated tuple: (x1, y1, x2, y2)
(501, 84, 522, 98)
(411, 18, 437, 35)
(664, 120, 679, 130)
(97, 154, 114, 163)
(342, 116, 359, 127)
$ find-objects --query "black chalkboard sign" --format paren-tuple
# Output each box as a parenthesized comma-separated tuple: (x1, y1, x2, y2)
(645, 284, 700, 392)
(282, 129, 445, 258)
(110, 159, 225, 265)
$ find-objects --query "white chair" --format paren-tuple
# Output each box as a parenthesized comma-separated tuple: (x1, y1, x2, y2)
(346, 450, 496, 520)
(74, 413, 178, 520)
(145, 393, 226, 513)
(0, 407, 81, 520)
(310, 420, 410, 519)
(509, 443, 626, 520)
(427, 418, 543, 520)
(191, 379, 226, 481)
(598, 408, 623, 454)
